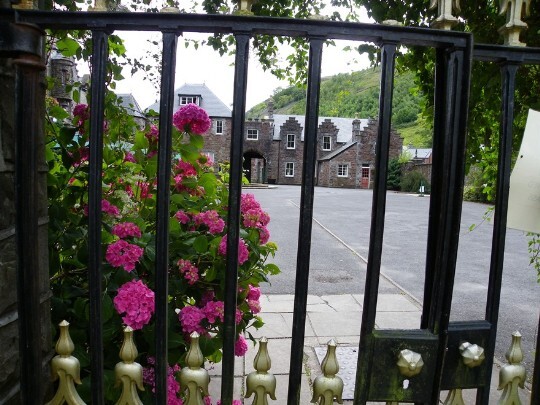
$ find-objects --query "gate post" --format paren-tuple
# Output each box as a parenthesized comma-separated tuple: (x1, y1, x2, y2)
(0, 5, 50, 404)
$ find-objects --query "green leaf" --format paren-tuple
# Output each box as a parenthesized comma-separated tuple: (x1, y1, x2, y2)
(264, 263, 281, 275)
(102, 293, 114, 323)
(193, 235, 208, 254)
(56, 37, 80, 57)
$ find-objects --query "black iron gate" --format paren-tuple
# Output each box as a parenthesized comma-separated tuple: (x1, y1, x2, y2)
(1, 3, 539, 405)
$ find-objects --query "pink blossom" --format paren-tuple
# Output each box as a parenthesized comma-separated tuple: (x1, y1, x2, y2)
(112, 222, 142, 239)
(101, 200, 121, 216)
(106, 240, 144, 272)
(247, 285, 261, 301)
(218, 235, 249, 265)
(236, 308, 243, 325)
(234, 335, 248, 357)
(143, 357, 183, 404)
(175, 160, 197, 177)
(72, 147, 89, 167)
(179, 305, 206, 334)
(175, 210, 191, 224)
(147, 150, 157, 159)
(177, 259, 199, 285)
(145, 124, 159, 143)
(172, 103, 211, 134)
(258, 226, 270, 245)
(73, 103, 89, 121)
(194, 210, 225, 235)
(113, 280, 155, 330)
(83, 199, 121, 217)
(248, 299, 261, 314)
(202, 300, 224, 324)
(124, 152, 136, 163)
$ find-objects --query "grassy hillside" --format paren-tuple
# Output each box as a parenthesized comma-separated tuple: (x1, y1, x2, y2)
(248, 67, 432, 147)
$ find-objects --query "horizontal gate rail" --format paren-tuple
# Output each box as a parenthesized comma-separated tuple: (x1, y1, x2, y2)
(8, 10, 470, 47)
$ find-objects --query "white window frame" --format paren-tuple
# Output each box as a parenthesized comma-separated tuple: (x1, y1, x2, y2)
(203, 152, 215, 163)
(337, 164, 349, 177)
(322, 136, 331, 151)
(247, 129, 259, 140)
(179, 96, 199, 105)
(285, 162, 295, 177)
(215, 120, 223, 135)
(286, 134, 296, 149)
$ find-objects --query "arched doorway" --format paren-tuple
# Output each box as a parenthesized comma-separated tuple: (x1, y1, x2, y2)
(243, 150, 267, 184)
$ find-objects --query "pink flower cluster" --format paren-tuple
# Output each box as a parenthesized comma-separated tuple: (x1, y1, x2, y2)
(194, 210, 225, 234)
(175, 210, 190, 224)
(179, 305, 207, 335)
(73, 103, 89, 127)
(106, 239, 144, 272)
(247, 285, 261, 314)
(145, 124, 159, 143)
(114, 280, 155, 330)
(83, 199, 120, 217)
(172, 103, 212, 134)
(235, 335, 248, 357)
(179, 301, 242, 335)
(177, 259, 199, 285)
(124, 151, 136, 163)
(218, 235, 249, 265)
(72, 147, 89, 167)
(112, 222, 142, 239)
(240, 194, 271, 244)
(143, 357, 183, 405)
(175, 160, 197, 177)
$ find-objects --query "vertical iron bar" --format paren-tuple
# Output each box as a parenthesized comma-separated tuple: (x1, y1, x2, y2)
(421, 48, 446, 330)
(154, 31, 178, 404)
(220, 32, 250, 405)
(354, 42, 397, 404)
(87, 30, 108, 404)
(286, 36, 324, 405)
(14, 38, 45, 404)
(429, 43, 472, 404)
(476, 62, 519, 405)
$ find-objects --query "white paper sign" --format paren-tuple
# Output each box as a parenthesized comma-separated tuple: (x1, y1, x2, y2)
(507, 109, 540, 233)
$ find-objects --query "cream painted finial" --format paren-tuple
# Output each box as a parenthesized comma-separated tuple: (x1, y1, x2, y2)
(429, 0, 460, 30)
(179, 332, 210, 405)
(245, 337, 277, 405)
(114, 326, 144, 405)
(497, 331, 526, 404)
(499, 0, 531, 46)
(311, 339, 344, 404)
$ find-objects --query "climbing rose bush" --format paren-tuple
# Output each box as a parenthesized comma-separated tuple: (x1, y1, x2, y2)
(46, 95, 279, 403)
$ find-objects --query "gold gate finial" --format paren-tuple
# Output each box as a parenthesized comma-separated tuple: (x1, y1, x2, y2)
(499, 0, 531, 46)
(311, 339, 344, 404)
(498, 331, 526, 404)
(429, 0, 460, 30)
(246, 337, 277, 405)
(179, 332, 210, 405)
(114, 326, 144, 405)
(443, 388, 465, 405)
(45, 320, 86, 405)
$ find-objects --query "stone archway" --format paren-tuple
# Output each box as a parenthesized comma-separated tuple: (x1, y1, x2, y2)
(243, 150, 267, 184)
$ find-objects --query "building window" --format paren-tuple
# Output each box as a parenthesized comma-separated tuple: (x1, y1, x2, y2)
(247, 129, 258, 140)
(179, 96, 199, 105)
(286, 134, 295, 149)
(202, 152, 215, 164)
(337, 164, 349, 177)
(285, 162, 295, 177)
(215, 120, 223, 135)
(322, 136, 331, 151)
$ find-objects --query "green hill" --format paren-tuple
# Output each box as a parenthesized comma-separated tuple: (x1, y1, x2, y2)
(248, 67, 432, 148)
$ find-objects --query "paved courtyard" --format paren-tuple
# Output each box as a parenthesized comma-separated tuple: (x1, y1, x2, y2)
(248, 185, 539, 388)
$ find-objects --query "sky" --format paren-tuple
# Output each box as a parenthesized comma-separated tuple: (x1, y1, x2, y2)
(105, 6, 374, 111)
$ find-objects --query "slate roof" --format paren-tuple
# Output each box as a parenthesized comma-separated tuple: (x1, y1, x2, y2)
(404, 147, 432, 160)
(272, 115, 369, 143)
(318, 142, 357, 161)
(116, 93, 145, 119)
(145, 83, 232, 118)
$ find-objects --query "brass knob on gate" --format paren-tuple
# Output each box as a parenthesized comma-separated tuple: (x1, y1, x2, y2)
(459, 342, 485, 368)
(397, 349, 424, 377)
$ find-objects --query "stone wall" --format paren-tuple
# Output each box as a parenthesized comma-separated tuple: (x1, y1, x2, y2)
(0, 57, 51, 403)
(275, 117, 304, 185)
(318, 145, 357, 188)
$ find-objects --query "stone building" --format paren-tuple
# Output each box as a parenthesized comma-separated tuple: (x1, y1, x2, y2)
(148, 83, 404, 189)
